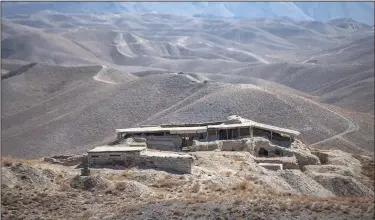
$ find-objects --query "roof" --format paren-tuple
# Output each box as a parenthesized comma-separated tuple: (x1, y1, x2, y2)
(88, 145, 146, 153)
(141, 151, 193, 159)
(207, 120, 300, 136)
(116, 117, 300, 137)
(116, 126, 207, 134)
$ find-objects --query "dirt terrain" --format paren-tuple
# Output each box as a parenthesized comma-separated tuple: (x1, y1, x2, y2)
(1, 146, 374, 220)
(1, 8, 374, 220)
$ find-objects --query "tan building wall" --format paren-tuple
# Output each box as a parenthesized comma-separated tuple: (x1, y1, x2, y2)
(88, 151, 141, 167)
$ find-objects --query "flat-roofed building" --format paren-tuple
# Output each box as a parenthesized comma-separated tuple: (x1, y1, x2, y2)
(87, 145, 146, 167)
(114, 115, 300, 151)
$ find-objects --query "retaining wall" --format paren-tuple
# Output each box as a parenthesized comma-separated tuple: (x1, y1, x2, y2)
(140, 151, 193, 173)
(143, 135, 182, 151)
(88, 151, 141, 167)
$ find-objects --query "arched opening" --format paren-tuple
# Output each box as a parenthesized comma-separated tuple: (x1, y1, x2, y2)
(258, 148, 269, 157)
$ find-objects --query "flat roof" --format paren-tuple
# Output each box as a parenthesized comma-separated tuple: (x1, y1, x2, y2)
(116, 126, 207, 134)
(141, 151, 193, 159)
(88, 145, 146, 153)
(207, 121, 300, 136)
(116, 118, 300, 137)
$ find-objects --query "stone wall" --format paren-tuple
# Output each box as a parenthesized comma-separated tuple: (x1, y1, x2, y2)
(141, 135, 182, 151)
(140, 151, 193, 174)
(88, 151, 141, 167)
(190, 140, 221, 151)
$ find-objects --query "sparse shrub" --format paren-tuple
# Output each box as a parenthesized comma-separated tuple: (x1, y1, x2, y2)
(233, 181, 250, 191)
(191, 182, 200, 193)
(2, 157, 15, 167)
(121, 170, 131, 179)
(58, 183, 71, 192)
(173, 209, 184, 216)
(225, 171, 232, 177)
(115, 181, 127, 191)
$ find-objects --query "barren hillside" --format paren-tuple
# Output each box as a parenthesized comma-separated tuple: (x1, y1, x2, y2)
(1, 11, 374, 159)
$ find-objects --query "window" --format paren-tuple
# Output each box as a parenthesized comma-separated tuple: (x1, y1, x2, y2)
(109, 154, 121, 157)
(240, 127, 250, 136)
(91, 155, 99, 158)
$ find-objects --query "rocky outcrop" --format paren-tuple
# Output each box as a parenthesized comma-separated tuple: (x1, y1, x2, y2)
(3, 163, 56, 188)
(304, 164, 374, 196)
(221, 139, 249, 151)
(293, 149, 321, 170)
(70, 175, 110, 190)
(310, 173, 374, 197)
(247, 137, 294, 157)
(278, 170, 334, 197)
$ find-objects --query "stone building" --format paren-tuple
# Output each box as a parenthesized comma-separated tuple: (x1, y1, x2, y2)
(87, 145, 146, 167)
(115, 115, 300, 152)
(87, 145, 193, 173)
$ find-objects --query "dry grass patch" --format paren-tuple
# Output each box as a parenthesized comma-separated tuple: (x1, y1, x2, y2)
(2, 157, 15, 167)
(224, 171, 232, 177)
(58, 183, 71, 192)
(1, 156, 38, 167)
(232, 180, 256, 192)
(153, 178, 176, 188)
(120, 170, 132, 179)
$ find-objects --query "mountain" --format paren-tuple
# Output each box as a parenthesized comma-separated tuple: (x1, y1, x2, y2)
(2, 2, 374, 25)
(1, 12, 374, 158)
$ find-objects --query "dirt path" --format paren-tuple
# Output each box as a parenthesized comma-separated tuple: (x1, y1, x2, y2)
(270, 87, 359, 147)
(227, 47, 270, 64)
(300, 97, 359, 147)
(301, 44, 357, 64)
(93, 65, 117, 84)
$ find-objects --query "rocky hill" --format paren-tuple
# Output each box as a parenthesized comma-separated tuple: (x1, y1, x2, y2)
(1, 143, 374, 220)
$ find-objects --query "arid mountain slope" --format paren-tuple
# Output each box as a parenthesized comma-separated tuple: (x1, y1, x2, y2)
(227, 63, 374, 114)
(1, 12, 374, 158)
(2, 63, 372, 158)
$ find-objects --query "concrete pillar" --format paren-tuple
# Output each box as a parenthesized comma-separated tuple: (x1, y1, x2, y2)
(237, 128, 240, 138)
(215, 130, 218, 140)
(226, 129, 228, 140)
(270, 131, 273, 140)
(250, 127, 253, 138)
(206, 132, 208, 141)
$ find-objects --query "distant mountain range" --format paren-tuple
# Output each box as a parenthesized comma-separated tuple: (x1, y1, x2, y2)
(2, 2, 374, 25)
